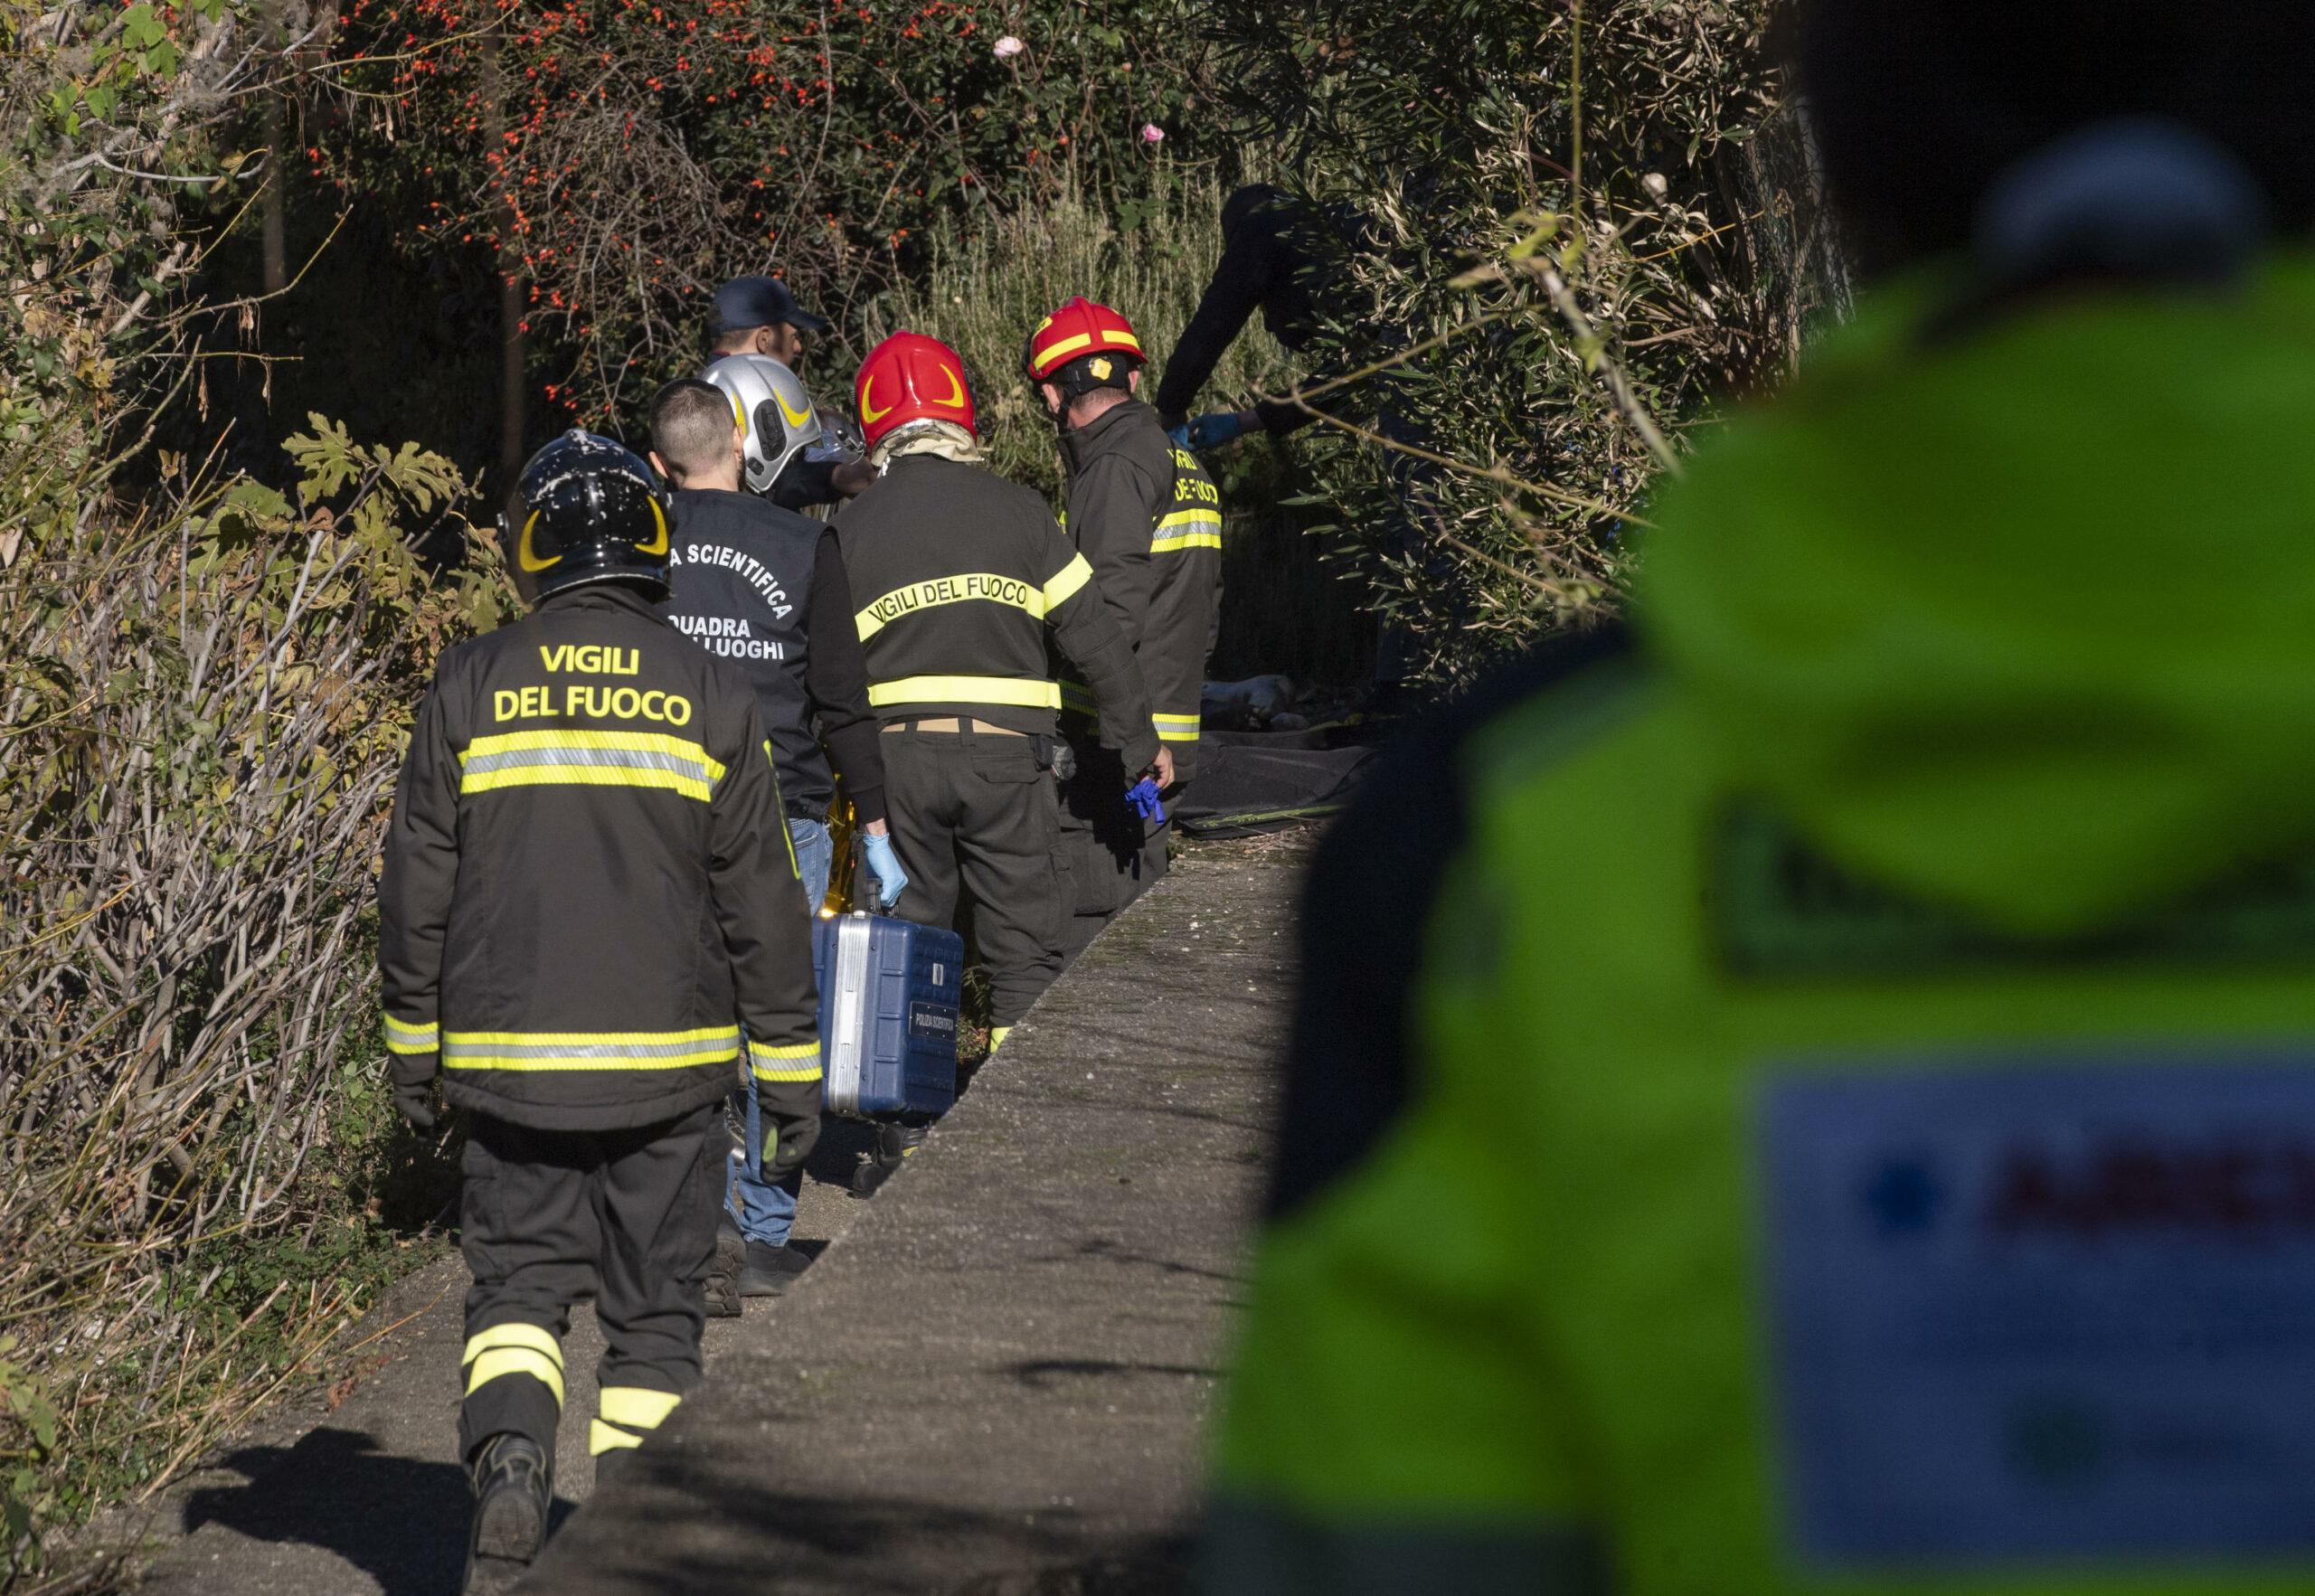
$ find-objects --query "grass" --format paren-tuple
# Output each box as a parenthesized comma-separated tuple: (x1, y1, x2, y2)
(871, 174, 1374, 688)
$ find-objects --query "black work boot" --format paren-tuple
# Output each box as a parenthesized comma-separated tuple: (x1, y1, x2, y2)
(704, 1219, 744, 1318)
(737, 1240, 812, 1298)
(463, 1432, 551, 1595)
(850, 1122, 928, 1196)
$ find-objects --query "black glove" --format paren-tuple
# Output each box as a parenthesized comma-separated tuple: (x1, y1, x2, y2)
(765, 1111, 821, 1179)
(393, 1078, 438, 1129)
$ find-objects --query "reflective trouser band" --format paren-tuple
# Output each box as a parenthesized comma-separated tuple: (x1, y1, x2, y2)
(464, 1323, 566, 1408)
(384, 1015, 439, 1055)
(989, 1026, 1012, 1053)
(442, 1027, 742, 1072)
(1154, 713, 1200, 742)
(458, 730, 726, 804)
(1151, 508, 1223, 552)
(591, 1385, 683, 1455)
(868, 676, 1061, 711)
(749, 1040, 823, 1083)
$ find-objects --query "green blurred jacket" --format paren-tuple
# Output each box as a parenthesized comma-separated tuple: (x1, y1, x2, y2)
(1204, 260, 2315, 1595)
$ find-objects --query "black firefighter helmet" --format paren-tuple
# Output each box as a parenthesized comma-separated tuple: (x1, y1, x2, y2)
(506, 430, 671, 600)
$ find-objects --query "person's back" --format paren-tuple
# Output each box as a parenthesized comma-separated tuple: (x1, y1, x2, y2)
(833, 332, 1158, 1046)
(382, 432, 821, 1592)
(839, 452, 1091, 731)
(1203, 2, 2315, 1591)
(1025, 297, 1224, 957)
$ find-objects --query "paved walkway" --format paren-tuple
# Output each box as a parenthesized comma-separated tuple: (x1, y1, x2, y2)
(130, 836, 1298, 1594)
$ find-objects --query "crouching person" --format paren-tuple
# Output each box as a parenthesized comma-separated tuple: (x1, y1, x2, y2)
(377, 431, 823, 1594)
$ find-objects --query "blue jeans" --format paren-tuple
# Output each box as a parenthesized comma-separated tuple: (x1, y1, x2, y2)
(725, 817, 831, 1246)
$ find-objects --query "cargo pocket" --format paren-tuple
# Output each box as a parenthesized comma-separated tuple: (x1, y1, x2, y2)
(458, 1131, 506, 1285)
(1062, 815, 1132, 916)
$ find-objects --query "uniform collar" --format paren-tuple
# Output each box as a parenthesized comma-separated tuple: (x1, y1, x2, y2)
(1061, 394, 1151, 467)
(537, 580, 666, 619)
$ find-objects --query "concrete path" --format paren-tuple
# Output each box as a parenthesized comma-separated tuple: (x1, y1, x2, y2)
(127, 836, 1299, 1594)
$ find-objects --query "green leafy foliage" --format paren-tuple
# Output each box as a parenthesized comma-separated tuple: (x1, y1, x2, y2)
(319, 0, 1217, 426)
(1204, 2, 1845, 684)
(0, 421, 511, 1579)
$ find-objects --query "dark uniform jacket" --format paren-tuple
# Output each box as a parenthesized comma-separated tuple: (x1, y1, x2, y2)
(834, 453, 1159, 772)
(378, 582, 823, 1134)
(666, 487, 885, 823)
(1057, 398, 1222, 778)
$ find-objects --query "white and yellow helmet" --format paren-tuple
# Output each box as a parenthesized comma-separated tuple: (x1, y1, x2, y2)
(699, 353, 820, 496)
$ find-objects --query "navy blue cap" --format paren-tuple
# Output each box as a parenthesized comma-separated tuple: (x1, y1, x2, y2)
(710, 274, 831, 336)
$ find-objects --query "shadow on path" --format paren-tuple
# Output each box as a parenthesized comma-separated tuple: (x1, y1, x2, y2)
(179, 1428, 576, 1596)
(541, 1453, 1190, 1594)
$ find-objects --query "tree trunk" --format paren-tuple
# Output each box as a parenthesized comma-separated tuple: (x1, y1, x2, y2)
(482, 29, 526, 495)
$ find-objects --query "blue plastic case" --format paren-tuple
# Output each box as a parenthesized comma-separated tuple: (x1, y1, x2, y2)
(810, 911, 962, 1118)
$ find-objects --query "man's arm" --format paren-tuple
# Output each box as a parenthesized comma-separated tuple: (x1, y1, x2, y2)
(709, 704, 823, 1175)
(1067, 452, 1162, 652)
(377, 667, 462, 1122)
(1040, 529, 1158, 775)
(1155, 226, 1278, 426)
(802, 528, 886, 825)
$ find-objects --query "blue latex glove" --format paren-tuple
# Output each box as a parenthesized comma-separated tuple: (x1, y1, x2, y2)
(1186, 411, 1250, 451)
(1124, 778, 1167, 826)
(1166, 421, 1192, 449)
(860, 829, 908, 909)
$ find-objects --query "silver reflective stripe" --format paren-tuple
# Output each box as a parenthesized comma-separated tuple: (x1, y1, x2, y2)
(824, 915, 872, 1115)
(461, 746, 713, 782)
(442, 1034, 732, 1062)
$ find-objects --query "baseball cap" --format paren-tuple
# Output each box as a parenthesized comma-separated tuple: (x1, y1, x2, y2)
(709, 274, 832, 336)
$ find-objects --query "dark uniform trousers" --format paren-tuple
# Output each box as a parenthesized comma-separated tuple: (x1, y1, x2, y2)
(879, 725, 1064, 1029)
(1056, 742, 1173, 963)
(457, 1100, 721, 1463)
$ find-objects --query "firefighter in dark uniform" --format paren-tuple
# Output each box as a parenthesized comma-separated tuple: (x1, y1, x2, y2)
(1025, 297, 1222, 962)
(647, 374, 906, 1308)
(833, 330, 1167, 1053)
(379, 432, 822, 1594)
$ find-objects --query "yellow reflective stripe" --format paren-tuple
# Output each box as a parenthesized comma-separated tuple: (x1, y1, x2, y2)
(448, 1028, 741, 1045)
(1151, 509, 1224, 552)
(383, 1015, 439, 1054)
(869, 675, 1061, 711)
(458, 729, 725, 804)
(442, 1027, 742, 1072)
(461, 730, 726, 782)
(467, 1347, 565, 1408)
(463, 1323, 566, 1369)
(989, 1026, 1012, 1052)
(855, 572, 1051, 641)
(1042, 553, 1093, 609)
(599, 1385, 683, 1431)
(590, 1420, 645, 1455)
(751, 1062, 823, 1083)
(443, 1051, 739, 1072)
(1153, 713, 1201, 742)
(460, 766, 714, 803)
(1059, 680, 1096, 717)
(749, 1039, 822, 1083)
(1033, 328, 1142, 372)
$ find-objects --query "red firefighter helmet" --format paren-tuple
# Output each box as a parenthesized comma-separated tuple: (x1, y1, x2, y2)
(1023, 296, 1143, 389)
(855, 331, 977, 452)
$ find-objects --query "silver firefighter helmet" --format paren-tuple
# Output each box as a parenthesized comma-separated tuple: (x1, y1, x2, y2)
(699, 353, 818, 495)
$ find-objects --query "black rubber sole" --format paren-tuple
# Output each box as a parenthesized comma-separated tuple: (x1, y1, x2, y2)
(464, 1481, 545, 1594)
